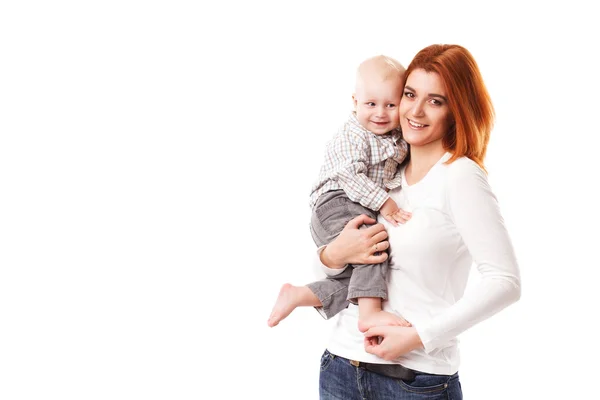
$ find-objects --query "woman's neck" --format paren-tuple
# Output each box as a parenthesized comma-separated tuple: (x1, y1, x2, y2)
(405, 144, 447, 185)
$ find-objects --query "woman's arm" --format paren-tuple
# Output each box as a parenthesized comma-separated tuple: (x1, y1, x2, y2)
(416, 160, 521, 353)
(364, 160, 521, 359)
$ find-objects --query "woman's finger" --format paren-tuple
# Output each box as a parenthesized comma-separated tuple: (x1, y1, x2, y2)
(364, 328, 387, 357)
(364, 336, 380, 352)
(364, 221, 385, 236)
(346, 214, 377, 230)
(369, 252, 388, 264)
(364, 326, 386, 338)
(361, 224, 388, 242)
(371, 240, 389, 253)
(371, 231, 388, 246)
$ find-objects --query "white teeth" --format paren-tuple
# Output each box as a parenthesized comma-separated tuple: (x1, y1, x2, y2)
(409, 119, 425, 128)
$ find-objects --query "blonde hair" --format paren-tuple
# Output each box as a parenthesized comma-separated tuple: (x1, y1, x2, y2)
(356, 55, 406, 84)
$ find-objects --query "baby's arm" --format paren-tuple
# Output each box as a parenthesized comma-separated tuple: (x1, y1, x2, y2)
(379, 197, 412, 226)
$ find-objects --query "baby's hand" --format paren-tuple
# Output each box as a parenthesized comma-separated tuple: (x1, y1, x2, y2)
(389, 209, 412, 225)
(380, 198, 412, 226)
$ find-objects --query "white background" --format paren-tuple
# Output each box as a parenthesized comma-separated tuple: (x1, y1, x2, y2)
(1, 1, 599, 399)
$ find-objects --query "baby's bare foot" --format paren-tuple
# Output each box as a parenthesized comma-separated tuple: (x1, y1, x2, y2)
(268, 284, 300, 327)
(358, 310, 411, 333)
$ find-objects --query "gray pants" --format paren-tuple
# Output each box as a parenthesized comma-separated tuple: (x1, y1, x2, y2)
(308, 190, 388, 319)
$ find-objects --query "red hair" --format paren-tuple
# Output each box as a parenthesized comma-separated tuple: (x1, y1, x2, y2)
(405, 45, 494, 169)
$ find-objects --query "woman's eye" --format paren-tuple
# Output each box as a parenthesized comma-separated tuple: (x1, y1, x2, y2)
(404, 92, 414, 98)
(430, 99, 442, 106)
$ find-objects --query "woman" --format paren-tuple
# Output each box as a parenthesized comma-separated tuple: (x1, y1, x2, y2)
(314, 44, 521, 399)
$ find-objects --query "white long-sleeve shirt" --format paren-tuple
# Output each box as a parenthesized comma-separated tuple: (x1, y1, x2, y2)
(316, 153, 521, 375)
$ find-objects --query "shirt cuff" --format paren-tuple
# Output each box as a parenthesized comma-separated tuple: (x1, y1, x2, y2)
(364, 191, 389, 211)
(314, 245, 348, 277)
(414, 321, 444, 354)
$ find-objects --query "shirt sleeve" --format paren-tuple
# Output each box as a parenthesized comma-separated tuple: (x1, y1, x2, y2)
(312, 245, 349, 278)
(328, 132, 389, 211)
(415, 160, 522, 353)
(384, 159, 403, 190)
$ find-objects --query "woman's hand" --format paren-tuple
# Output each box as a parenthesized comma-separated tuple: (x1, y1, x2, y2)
(320, 214, 389, 269)
(363, 326, 424, 361)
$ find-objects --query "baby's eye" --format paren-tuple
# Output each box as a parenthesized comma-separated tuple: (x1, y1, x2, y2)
(386, 104, 397, 108)
(366, 102, 376, 107)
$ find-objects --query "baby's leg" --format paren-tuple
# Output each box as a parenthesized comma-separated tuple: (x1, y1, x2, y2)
(349, 260, 410, 332)
(306, 269, 353, 319)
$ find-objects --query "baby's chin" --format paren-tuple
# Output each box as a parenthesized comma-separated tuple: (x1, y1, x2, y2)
(370, 124, 399, 135)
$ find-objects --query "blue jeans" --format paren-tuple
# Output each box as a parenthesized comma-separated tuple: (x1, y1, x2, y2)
(319, 350, 462, 400)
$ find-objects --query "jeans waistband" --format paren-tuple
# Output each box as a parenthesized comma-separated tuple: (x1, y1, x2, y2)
(348, 358, 417, 381)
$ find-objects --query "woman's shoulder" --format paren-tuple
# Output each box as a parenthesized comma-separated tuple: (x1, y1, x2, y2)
(444, 156, 486, 177)
(439, 156, 489, 193)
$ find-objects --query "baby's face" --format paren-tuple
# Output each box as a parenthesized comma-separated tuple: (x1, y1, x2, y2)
(353, 77, 403, 135)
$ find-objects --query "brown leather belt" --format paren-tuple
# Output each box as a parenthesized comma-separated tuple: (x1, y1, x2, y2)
(349, 359, 416, 381)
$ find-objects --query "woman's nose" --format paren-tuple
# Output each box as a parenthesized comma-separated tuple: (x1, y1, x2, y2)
(411, 101, 425, 117)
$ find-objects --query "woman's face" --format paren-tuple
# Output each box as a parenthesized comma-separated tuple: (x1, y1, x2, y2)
(399, 69, 453, 149)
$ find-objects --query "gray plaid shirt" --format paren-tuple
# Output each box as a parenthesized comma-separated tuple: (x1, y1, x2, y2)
(309, 113, 408, 211)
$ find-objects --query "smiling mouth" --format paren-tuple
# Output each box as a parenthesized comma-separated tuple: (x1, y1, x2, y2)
(408, 119, 427, 128)
(371, 121, 389, 125)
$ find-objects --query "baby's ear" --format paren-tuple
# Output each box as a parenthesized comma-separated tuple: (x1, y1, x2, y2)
(351, 94, 357, 110)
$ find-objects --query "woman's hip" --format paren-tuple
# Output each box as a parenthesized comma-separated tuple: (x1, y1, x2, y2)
(319, 349, 462, 399)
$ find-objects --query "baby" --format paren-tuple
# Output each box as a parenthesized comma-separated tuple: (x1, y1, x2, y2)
(269, 55, 411, 332)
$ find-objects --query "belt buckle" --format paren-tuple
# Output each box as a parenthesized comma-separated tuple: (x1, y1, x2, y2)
(350, 360, 360, 367)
